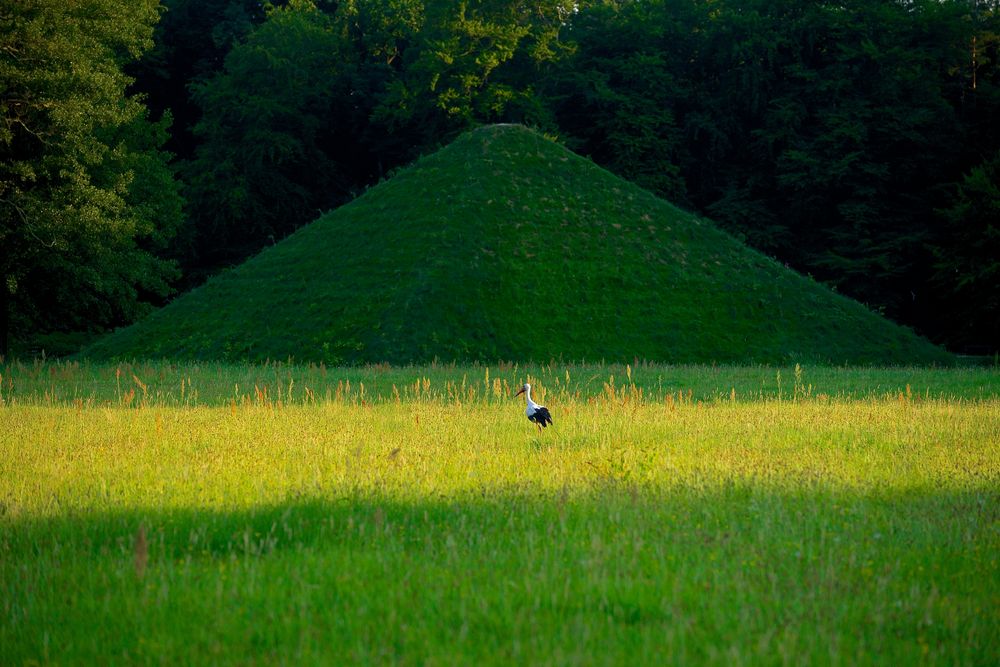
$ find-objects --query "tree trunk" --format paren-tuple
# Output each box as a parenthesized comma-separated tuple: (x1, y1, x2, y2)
(0, 281, 9, 361)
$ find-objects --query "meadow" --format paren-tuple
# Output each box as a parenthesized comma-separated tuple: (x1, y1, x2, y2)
(2, 360, 998, 664)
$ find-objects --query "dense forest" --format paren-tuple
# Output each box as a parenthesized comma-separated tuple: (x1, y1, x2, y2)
(3, 0, 999, 358)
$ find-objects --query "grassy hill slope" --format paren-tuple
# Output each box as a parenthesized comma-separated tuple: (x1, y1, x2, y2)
(83, 125, 951, 365)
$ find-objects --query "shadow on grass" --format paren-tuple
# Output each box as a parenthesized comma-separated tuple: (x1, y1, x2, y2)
(3, 484, 998, 664)
(5, 482, 997, 578)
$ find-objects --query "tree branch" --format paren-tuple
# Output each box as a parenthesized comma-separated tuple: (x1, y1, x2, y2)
(0, 196, 57, 248)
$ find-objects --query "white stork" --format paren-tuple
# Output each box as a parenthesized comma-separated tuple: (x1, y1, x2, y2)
(515, 383, 552, 431)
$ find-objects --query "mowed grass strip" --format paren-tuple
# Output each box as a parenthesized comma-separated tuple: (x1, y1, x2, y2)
(2, 396, 998, 665)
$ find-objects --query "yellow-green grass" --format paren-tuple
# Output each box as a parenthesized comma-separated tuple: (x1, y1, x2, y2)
(2, 364, 998, 664)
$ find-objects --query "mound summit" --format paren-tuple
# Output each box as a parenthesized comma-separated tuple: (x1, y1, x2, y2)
(84, 124, 950, 365)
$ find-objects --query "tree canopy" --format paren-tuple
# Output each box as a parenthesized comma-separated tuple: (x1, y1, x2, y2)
(1, 0, 183, 356)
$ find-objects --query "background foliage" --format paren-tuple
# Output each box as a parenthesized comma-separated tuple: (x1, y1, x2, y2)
(1, 0, 183, 356)
(3, 0, 999, 357)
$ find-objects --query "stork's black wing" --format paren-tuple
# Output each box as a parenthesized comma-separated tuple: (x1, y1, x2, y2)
(529, 406, 552, 427)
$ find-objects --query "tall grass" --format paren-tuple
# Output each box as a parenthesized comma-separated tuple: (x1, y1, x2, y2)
(1, 362, 998, 664)
(2, 359, 997, 408)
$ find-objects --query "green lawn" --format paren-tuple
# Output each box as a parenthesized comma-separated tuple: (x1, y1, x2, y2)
(2, 362, 998, 664)
(80, 125, 952, 366)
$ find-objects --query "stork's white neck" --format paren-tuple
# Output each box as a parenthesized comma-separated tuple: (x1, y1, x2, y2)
(523, 385, 539, 409)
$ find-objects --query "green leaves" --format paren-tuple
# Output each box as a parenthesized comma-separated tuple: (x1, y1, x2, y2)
(1, 0, 182, 352)
(184, 1, 344, 258)
(933, 152, 1000, 348)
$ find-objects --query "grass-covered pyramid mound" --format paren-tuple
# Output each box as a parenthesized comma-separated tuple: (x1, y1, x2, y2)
(84, 125, 951, 365)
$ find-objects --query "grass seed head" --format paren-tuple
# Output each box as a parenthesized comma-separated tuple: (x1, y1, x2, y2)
(134, 525, 148, 579)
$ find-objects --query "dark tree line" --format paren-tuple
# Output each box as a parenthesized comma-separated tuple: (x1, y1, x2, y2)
(3, 0, 999, 357)
(549, 0, 1000, 352)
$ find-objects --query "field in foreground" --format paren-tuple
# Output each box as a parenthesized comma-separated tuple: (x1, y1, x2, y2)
(2, 363, 998, 665)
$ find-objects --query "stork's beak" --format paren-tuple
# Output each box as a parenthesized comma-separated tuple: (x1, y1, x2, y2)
(515, 387, 525, 397)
